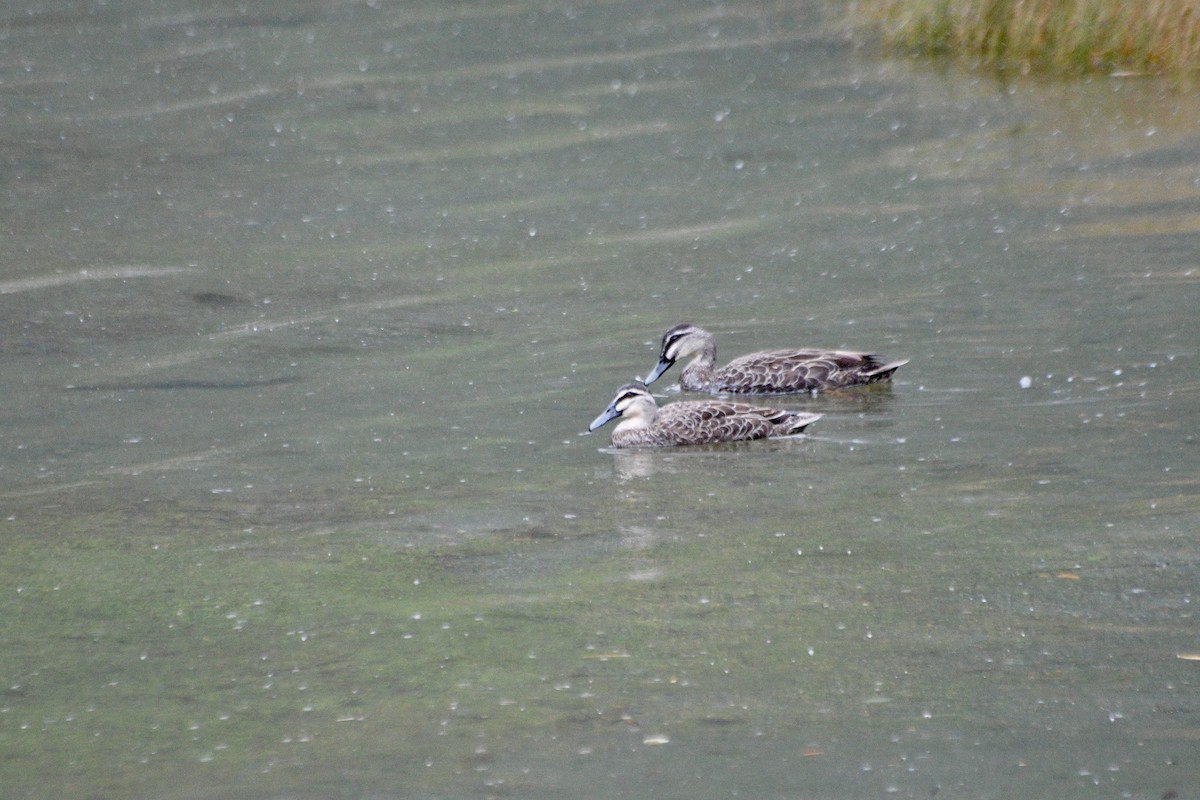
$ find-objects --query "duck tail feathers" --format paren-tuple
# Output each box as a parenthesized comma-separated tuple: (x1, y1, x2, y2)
(863, 358, 909, 381)
(778, 412, 822, 436)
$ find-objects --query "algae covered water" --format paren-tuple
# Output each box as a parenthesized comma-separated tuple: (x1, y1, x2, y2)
(1, 1, 1198, 797)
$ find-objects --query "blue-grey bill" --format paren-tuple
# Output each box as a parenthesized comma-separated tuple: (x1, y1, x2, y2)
(644, 357, 673, 385)
(588, 404, 621, 432)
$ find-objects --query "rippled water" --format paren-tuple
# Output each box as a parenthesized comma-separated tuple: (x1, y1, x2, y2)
(2, 1, 1198, 798)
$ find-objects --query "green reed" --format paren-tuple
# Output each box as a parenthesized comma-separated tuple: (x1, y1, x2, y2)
(851, 0, 1200, 77)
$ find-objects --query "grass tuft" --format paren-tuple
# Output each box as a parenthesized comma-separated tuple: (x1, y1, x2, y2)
(851, 0, 1200, 78)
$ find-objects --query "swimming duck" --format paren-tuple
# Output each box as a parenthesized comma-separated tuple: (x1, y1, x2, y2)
(588, 382, 821, 448)
(645, 323, 908, 395)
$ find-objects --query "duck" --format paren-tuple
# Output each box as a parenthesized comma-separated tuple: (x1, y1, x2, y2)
(588, 382, 821, 448)
(645, 322, 908, 395)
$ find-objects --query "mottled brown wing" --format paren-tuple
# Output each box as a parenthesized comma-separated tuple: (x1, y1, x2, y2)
(656, 401, 773, 443)
(722, 403, 819, 436)
(691, 413, 773, 443)
(724, 402, 798, 426)
(716, 349, 882, 393)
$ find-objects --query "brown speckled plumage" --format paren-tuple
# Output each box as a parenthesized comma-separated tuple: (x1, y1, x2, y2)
(645, 323, 908, 395)
(588, 382, 821, 448)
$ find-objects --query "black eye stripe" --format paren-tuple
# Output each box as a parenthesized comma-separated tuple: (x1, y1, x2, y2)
(616, 388, 649, 407)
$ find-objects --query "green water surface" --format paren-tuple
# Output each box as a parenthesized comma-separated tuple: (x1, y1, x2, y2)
(2, 1, 1198, 798)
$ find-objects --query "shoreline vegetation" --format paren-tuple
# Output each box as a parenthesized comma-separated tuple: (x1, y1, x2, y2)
(848, 0, 1200, 78)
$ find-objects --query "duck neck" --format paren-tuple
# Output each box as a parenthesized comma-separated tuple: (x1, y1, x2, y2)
(614, 416, 649, 434)
(679, 341, 716, 391)
(611, 404, 656, 446)
(614, 403, 655, 433)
